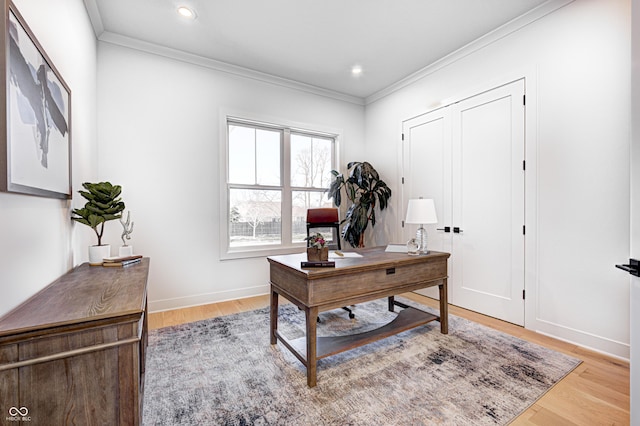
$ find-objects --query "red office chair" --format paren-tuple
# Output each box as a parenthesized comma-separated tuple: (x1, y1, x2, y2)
(306, 208, 355, 319)
(306, 208, 341, 250)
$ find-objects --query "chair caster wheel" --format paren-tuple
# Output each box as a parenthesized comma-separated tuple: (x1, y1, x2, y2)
(349, 313, 355, 319)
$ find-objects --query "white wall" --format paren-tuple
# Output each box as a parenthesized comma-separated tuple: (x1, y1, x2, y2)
(0, 0, 98, 317)
(365, 0, 631, 358)
(96, 42, 365, 311)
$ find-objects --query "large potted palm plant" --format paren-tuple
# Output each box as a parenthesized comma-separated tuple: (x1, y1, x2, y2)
(327, 161, 392, 248)
(71, 182, 126, 265)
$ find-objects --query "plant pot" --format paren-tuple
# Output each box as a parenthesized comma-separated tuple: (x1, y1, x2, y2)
(307, 247, 329, 262)
(89, 244, 111, 266)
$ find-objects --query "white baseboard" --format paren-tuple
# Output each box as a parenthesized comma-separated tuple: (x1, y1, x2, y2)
(148, 284, 270, 313)
(411, 291, 630, 360)
(532, 319, 630, 361)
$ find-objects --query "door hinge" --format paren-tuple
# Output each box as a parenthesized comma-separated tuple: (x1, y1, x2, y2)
(401, 220, 405, 228)
(401, 133, 405, 141)
(402, 177, 405, 184)
(522, 289, 526, 300)
(523, 95, 526, 106)
(522, 160, 526, 171)
(523, 225, 526, 235)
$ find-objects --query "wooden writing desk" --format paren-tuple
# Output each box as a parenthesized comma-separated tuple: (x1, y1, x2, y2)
(268, 247, 450, 387)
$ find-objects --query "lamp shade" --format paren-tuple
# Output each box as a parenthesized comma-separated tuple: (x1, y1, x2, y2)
(405, 199, 438, 224)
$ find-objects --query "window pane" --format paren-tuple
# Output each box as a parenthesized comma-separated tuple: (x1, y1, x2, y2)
(312, 137, 333, 188)
(292, 191, 334, 244)
(256, 129, 280, 185)
(228, 125, 255, 184)
(290, 134, 312, 187)
(229, 188, 282, 247)
(290, 134, 333, 188)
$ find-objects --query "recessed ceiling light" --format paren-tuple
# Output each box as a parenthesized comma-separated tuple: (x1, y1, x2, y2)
(351, 65, 363, 76)
(177, 6, 196, 19)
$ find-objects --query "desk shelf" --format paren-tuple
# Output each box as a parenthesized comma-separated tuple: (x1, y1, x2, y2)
(286, 307, 438, 360)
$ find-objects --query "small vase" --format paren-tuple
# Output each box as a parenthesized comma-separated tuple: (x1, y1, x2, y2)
(307, 246, 329, 262)
(89, 244, 111, 266)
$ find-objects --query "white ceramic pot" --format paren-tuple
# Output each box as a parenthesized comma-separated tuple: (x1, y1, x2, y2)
(88, 244, 111, 266)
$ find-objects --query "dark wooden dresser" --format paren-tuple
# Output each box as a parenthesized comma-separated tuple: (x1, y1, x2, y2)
(0, 258, 150, 425)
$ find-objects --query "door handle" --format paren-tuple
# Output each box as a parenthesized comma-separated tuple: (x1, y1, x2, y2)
(434, 226, 462, 233)
(616, 259, 639, 276)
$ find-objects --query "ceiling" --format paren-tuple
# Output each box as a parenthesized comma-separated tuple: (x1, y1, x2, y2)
(85, 0, 553, 101)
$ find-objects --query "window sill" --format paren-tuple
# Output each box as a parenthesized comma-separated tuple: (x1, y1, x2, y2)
(220, 245, 306, 261)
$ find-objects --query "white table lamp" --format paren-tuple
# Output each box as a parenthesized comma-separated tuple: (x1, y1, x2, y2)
(405, 198, 438, 254)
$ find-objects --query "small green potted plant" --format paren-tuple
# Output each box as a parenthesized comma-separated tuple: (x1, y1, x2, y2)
(306, 232, 328, 261)
(71, 182, 125, 265)
(327, 161, 392, 248)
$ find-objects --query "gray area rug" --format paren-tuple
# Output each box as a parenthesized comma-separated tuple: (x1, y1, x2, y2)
(143, 298, 581, 425)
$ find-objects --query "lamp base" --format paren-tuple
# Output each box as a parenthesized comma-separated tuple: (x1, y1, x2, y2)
(416, 226, 429, 254)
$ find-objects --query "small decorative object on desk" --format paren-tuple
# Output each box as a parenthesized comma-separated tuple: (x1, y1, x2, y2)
(306, 233, 329, 261)
(407, 238, 420, 255)
(118, 211, 135, 257)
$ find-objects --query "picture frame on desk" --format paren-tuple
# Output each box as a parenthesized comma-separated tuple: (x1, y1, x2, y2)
(0, 1, 72, 199)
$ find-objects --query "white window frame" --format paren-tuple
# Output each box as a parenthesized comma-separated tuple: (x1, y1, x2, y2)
(219, 111, 341, 260)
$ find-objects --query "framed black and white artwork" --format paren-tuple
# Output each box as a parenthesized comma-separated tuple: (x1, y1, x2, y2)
(0, 1, 71, 199)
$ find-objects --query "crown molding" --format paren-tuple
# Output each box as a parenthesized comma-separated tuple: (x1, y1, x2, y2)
(365, 0, 575, 105)
(84, 0, 363, 104)
(84, 0, 574, 107)
(83, 0, 104, 37)
(97, 32, 365, 106)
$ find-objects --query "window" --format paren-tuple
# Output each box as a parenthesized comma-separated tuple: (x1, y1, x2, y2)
(224, 118, 337, 257)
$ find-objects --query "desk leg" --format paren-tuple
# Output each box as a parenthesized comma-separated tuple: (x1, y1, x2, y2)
(270, 286, 279, 345)
(439, 279, 449, 334)
(305, 306, 319, 387)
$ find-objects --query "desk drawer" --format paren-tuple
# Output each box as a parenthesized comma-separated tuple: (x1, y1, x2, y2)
(308, 258, 447, 305)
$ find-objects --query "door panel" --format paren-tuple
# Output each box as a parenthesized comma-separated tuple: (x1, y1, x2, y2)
(402, 109, 452, 299)
(452, 81, 525, 325)
(402, 109, 452, 252)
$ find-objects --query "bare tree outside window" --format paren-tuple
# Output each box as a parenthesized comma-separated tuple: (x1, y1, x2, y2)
(291, 134, 332, 189)
(230, 189, 282, 246)
(290, 134, 333, 242)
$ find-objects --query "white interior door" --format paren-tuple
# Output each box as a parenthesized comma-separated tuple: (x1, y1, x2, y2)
(451, 80, 525, 325)
(402, 79, 525, 325)
(402, 108, 452, 298)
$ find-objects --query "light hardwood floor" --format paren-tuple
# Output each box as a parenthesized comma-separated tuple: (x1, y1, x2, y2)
(148, 292, 630, 425)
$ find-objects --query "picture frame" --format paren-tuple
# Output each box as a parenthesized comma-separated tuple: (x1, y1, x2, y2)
(0, 1, 71, 199)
